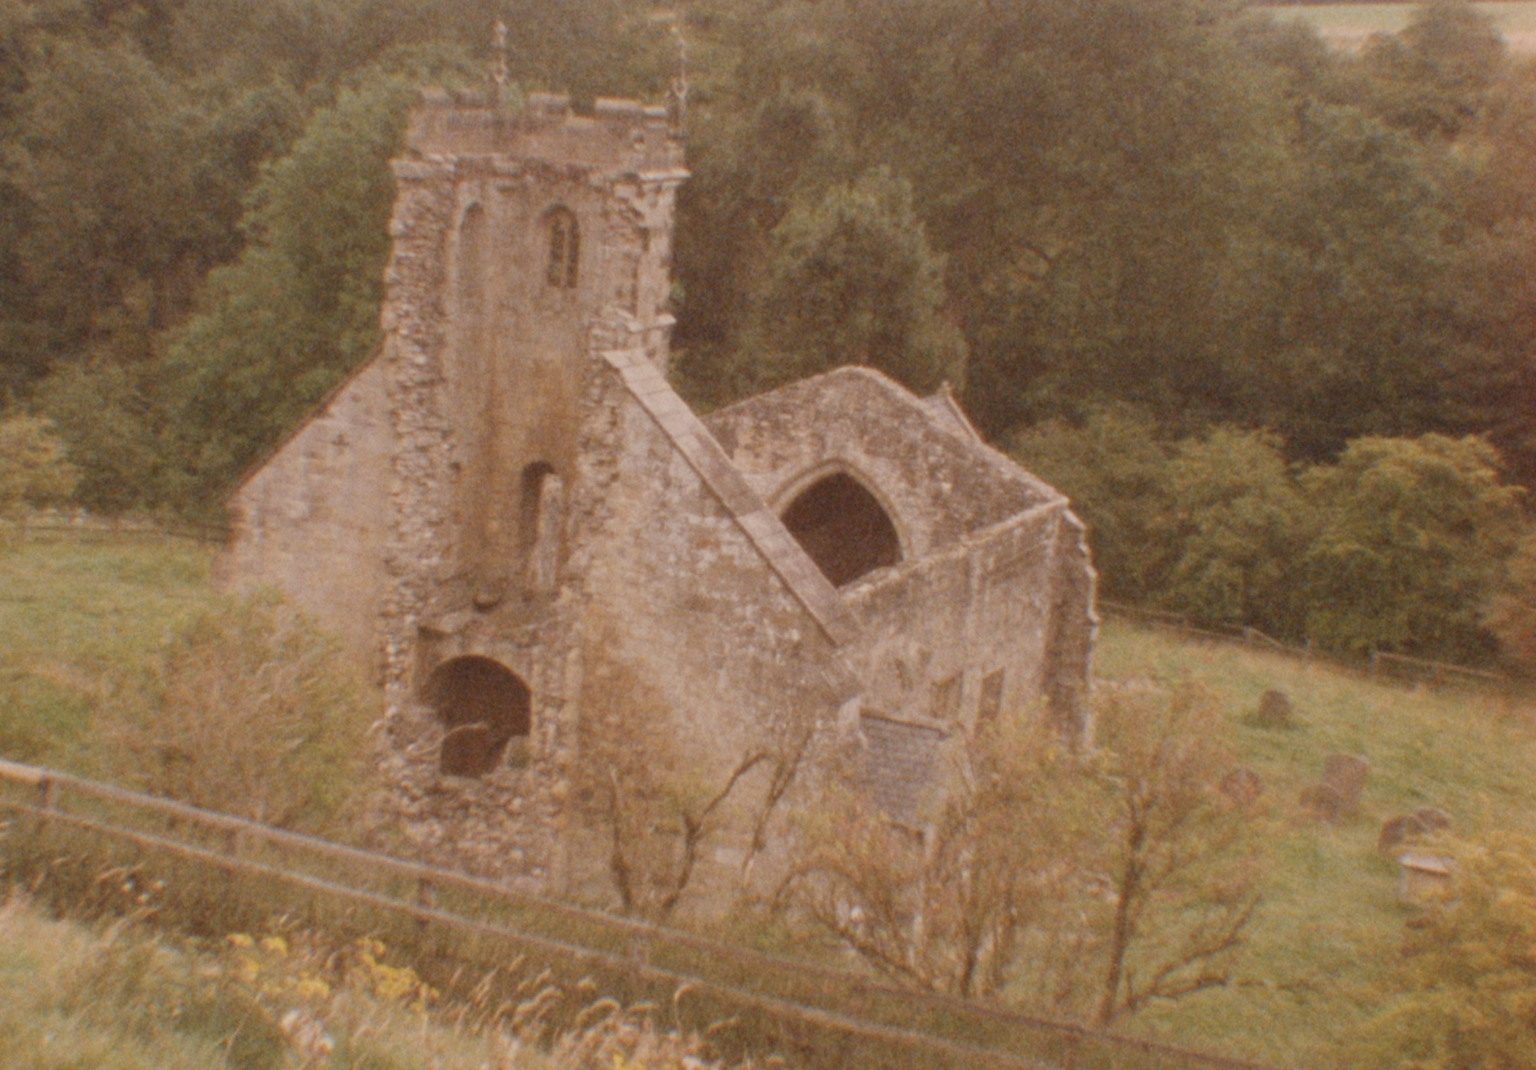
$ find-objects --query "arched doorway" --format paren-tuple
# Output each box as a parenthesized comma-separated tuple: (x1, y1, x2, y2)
(780, 472, 902, 587)
(423, 656, 531, 777)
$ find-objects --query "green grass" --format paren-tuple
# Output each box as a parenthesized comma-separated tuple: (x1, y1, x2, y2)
(0, 534, 217, 766)
(1096, 620, 1536, 1066)
(1254, 2, 1536, 52)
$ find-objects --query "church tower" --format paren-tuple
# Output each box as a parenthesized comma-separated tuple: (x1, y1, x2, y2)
(376, 87, 687, 692)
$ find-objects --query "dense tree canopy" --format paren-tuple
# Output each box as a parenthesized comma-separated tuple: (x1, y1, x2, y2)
(3, 0, 1536, 658)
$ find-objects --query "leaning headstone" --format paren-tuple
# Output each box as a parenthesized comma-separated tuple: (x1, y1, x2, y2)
(1220, 765, 1265, 805)
(1322, 753, 1370, 816)
(1415, 807, 1453, 833)
(1379, 813, 1427, 853)
(1254, 689, 1294, 729)
(1300, 782, 1344, 823)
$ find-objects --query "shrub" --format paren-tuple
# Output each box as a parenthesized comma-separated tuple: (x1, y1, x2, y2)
(0, 410, 76, 519)
(94, 588, 371, 832)
(1354, 830, 1536, 1069)
(1162, 427, 1315, 640)
(1008, 404, 1177, 604)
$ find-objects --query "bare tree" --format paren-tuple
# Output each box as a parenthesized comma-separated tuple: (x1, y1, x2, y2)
(779, 684, 1263, 1023)
(1089, 682, 1262, 1027)
(573, 646, 811, 923)
(778, 716, 1093, 999)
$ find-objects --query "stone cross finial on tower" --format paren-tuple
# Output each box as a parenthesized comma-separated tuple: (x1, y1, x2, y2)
(491, 20, 509, 91)
(667, 23, 689, 138)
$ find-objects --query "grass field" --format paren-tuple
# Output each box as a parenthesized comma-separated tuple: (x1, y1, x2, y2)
(5, 534, 1536, 1066)
(1255, 1, 1536, 52)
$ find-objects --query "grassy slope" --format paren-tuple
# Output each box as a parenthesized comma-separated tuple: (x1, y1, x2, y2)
(6, 538, 1536, 1066)
(1097, 621, 1536, 1067)
(0, 535, 217, 766)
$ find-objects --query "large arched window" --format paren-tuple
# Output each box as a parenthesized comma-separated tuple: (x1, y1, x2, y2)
(781, 472, 901, 587)
(424, 656, 531, 777)
(546, 207, 579, 289)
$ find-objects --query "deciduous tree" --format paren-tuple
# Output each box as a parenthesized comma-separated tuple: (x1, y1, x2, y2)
(1303, 434, 1524, 662)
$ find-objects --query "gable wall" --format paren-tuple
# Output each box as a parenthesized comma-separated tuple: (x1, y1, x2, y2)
(218, 358, 393, 668)
(554, 355, 861, 906)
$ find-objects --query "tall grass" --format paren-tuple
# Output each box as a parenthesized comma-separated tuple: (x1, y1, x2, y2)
(0, 891, 750, 1070)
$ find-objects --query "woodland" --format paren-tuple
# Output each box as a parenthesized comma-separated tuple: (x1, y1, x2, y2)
(6, 0, 1536, 663)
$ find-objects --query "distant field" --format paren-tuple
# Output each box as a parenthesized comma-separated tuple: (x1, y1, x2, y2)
(1256, 1, 1536, 52)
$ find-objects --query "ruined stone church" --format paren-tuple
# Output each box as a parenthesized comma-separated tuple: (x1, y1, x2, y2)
(219, 86, 1096, 903)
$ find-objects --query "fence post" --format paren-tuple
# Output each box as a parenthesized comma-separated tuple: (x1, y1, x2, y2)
(34, 775, 54, 836)
(416, 876, 435, 932)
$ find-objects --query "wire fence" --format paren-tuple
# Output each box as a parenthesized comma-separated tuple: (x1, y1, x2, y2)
(1, 511, 227, 545)
(0, 757, 1298, 1070)
(1097, 599, 1521, 695)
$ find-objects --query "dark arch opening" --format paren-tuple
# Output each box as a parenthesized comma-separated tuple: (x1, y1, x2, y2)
(546, 206, 579, 289)
(424, 656, 531, 777)
(781, 472, 901, 587)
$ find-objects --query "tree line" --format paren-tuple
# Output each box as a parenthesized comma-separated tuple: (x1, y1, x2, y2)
(5, 0, 1536, 663)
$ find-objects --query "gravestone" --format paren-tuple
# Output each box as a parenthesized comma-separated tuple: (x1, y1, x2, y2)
(1254, 689, 1294, 729)
(1415, 806, 1452, 833)
(1322, 753, 1370, 816)
(1220, 765, 1264, 805)
(1300, 782, 1344, 823)
(1378, 813, 1426, 853)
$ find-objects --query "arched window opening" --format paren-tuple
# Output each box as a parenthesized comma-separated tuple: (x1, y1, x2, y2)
(424, 656, 531, 778)
(546, 207, 579, 289)
(458, 204, 488, 318)
(781, 472, 901, 587)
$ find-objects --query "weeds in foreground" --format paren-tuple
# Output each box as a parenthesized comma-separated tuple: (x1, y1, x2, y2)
(0, 892, 755, 1070)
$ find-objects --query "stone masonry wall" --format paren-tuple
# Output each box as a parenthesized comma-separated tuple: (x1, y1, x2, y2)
(218, 359, 393, 669)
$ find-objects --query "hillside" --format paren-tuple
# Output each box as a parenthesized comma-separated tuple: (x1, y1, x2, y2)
(1096, 621, 1536, 1064)
(4, 533, 1535, 1066)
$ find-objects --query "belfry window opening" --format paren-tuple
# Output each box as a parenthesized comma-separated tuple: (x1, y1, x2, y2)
(546, 207, 579, 289)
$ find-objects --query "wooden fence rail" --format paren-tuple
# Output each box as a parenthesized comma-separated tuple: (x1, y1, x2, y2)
(0, 757, 1297, 1070)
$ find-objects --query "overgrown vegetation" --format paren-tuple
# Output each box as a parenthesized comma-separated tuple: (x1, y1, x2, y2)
(779, 684, 1263, 1027)
(0, 893, 750, 1070)
(93, 588, 372, 833)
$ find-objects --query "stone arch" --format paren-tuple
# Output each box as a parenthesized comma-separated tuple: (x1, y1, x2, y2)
(780, 470, 902, 587)
(424, 655, 531, 778)
(545, 206, 579, 289)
